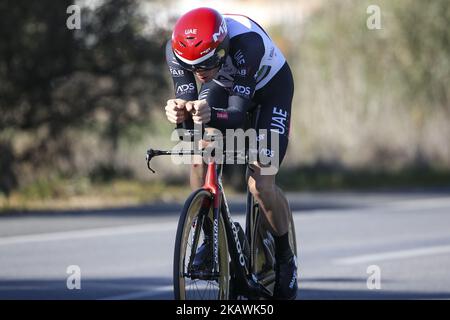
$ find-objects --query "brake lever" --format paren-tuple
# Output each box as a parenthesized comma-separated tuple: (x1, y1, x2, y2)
(146, 149, 157, 173)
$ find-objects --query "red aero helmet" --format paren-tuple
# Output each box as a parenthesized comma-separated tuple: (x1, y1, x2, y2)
(171, 7, 229, 71)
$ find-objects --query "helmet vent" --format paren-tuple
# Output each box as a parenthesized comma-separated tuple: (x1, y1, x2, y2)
(178, 41, 186, 47)
(194, 41, 203, 47)
(185, 36, 195, 40)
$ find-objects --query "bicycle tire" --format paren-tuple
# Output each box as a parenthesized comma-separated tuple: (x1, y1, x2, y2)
(173, 189, 231, 300)
(251, 201, 297, 295)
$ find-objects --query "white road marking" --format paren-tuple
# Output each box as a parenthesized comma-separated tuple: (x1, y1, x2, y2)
(334, 244, 450, 265)
(98, 285, 173, 300)
(0, 222, 177, 246)
(384, 197, 450, 211)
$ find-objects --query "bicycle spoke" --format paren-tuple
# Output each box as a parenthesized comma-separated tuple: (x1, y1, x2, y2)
(185, 278, 220, 300)
(175, 190, 229, 300)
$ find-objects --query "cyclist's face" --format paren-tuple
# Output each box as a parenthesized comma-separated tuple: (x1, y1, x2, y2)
(194, 67, 220, 83)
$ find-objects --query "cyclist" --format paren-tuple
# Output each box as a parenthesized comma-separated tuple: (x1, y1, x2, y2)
(164, 7, 297, 299)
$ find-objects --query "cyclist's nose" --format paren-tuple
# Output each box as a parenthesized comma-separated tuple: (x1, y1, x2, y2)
(195, 70, 209, 77)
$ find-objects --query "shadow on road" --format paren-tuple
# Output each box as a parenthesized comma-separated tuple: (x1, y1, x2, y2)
(0, 277, 173, 300)
(1, 276, 450, 300)
(298, 287, 450, 300)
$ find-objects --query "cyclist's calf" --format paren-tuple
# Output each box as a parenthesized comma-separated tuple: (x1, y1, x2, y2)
(247, 162, 289, 236)
(247, 173, 276, 209)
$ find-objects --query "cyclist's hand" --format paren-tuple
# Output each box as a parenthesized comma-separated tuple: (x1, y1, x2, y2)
(165, 99, 189, 124)
(186, 99, 211, 124)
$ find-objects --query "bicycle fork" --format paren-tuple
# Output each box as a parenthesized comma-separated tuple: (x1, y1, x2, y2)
(202, 161, 221, 276)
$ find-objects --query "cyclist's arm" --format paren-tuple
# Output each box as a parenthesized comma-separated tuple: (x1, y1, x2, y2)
(165, 40, 197, 130)
(207, 32, 265, 131)
(165, 40, 198, 101)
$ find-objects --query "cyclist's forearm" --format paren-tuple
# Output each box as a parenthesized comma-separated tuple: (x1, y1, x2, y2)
(207, 95, 250, 130)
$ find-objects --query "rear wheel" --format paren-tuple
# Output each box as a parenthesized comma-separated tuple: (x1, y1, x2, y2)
(174, 189, 230, 300)
(251, 201, 297, 295)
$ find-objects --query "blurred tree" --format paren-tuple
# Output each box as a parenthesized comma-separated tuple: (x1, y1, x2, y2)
(0, 0, 170, 195)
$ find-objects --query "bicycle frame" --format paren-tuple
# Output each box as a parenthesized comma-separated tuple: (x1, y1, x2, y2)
(146, 143, 273, 298)
(201, 158, 272, 299)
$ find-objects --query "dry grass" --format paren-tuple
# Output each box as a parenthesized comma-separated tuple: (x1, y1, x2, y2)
(0, 179, 190, 212)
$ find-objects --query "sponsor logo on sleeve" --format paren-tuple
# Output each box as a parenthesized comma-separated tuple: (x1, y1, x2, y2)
(233, 85, 251, 96)
(236, 68, 247, 77)
(216, 111, 229, 120)
(176, 83, 196, 94)
(169, 67, 185, 77)
(234, 50, 246, 66)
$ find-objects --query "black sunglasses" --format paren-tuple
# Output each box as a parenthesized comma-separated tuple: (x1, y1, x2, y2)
(192, 64, 219, 72)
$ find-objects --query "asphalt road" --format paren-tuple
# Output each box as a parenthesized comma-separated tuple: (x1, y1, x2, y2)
(1, 191, 450, 300)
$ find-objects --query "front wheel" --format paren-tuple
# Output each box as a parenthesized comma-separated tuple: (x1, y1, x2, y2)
(173, 189, 230, 300)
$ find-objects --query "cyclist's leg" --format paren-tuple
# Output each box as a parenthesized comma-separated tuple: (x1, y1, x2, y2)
(247, 62, 297, 299)
(247, 62, 293, 237)
(247, 164, 290, 235)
